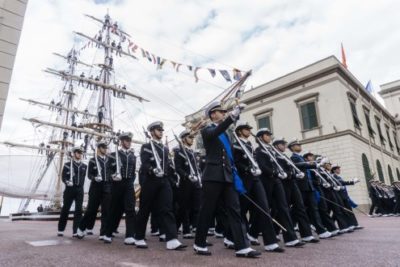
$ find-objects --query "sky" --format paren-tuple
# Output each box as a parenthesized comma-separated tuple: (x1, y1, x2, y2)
(1, 0, 400, 213)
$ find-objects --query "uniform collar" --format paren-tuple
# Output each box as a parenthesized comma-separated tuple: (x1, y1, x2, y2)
(120, 148, 131, 153)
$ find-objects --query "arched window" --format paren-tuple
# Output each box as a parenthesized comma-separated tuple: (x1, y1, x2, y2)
(397, 168, 400, 181)
(388, 165, 394, 183)
(361, 154, 372, 182)
(376, 160, 384, 182)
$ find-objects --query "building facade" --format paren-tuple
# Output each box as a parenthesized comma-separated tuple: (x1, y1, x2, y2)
(379, 80, 400, 131)
(239, 56, 400, 207)
(0, 0, 28, 129)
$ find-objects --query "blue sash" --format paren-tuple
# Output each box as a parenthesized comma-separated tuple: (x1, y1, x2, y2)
(218, 133, 246, 194)
(313, 190, 321, 204)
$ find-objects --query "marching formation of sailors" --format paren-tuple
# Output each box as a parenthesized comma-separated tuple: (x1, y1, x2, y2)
(369, 179, 400, 216)
(57, 100, 368, 259)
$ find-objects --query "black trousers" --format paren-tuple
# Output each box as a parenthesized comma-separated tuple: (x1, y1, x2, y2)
(301, 190, 328, 234)
(79, 182, 111, 236)
(369, 195, 384, 215)
(340, 195, 359, 226)
(178, 179, 201, 234)
(241, 178, 278, 246)
(394, 192, 400, 214)
(282, 179, 313, 238)
(105, 180, 136, 238)
(261, 178, 298, 243)
(322, 188, 349, 230)
(194, 181, 249, 250)
(135, 177, 177, 241)
(315, 187, 338, 231)
(58, 187, 84, 233)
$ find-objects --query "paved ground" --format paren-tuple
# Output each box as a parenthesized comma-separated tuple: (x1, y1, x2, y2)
(0, 215, 399, 267)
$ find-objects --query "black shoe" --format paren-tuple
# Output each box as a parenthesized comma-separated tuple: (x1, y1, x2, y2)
(266, 247, 285, 253)
(159, 237, 166, 242)
(236, 250, 261, 258)
(355, 226, 364, 230)
(194, 248, 212, 256)
(171, 244, 187, 250)
(307, 238, 320, 243)
(289, 241, 305, 247)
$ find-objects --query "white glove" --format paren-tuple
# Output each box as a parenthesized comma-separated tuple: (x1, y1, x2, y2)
(112, 174, 122, 181)
(94, 176, 102, 182)
(322, 183, 331, 188)
(230, 104, 245, 120)
(66, 181, 73, 187)
(251, 168, 262, 176)
(278, 172, 288, 179)
(296, 172, 305, 179)
(333, 186, 341, 191)
(353, 178, 360, 184)
(320, 157, 329, 165)
(153, 168, 164, 178)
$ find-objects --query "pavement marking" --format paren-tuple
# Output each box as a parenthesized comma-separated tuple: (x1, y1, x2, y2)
(116, 262, 150, 267)
(26, 239, 72, 247)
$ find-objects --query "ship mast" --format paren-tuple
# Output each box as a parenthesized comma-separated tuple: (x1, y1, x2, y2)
(3, 13, 148, 211)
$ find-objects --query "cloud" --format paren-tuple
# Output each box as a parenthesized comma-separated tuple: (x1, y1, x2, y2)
(1, 0, 400, 150)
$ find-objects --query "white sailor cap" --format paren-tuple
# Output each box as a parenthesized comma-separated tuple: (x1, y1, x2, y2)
(234, 121, 253, 132)
(272, 137, 287, 146)
(179, 129, 191, 139)
(288, 138, 301, 148)
(331, 164, 340, 170)
(97, 141, 108, 148)
(119, 132, 133, 140)
(147, 121, 164, 131)
(204, 101, 227, 117)
(256, 128, 272, 137)
(71, 146, 83, 153)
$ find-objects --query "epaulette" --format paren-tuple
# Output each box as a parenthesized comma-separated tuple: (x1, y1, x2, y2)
(143, 147, 153, 154)
(233, 144, 242, 150)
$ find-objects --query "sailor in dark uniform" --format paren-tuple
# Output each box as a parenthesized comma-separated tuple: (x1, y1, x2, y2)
(254, 129, 304, 248)
(174, 129, 201, 239)
(134, 121, 186, 250)
(318, 161, 353, 233)
(57, 147, 86, 237)
(77, 141, 112, 240)
(103, 132, 137, 245)
(331, 164, 363, 230)
(287, 140, 333, 239)
(193, 101, 261, 258)
(272, 137, 321, 243)
(233, 122, 284, 253)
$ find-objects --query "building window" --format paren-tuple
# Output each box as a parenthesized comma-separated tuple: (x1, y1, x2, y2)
(374, 117, 385, 145)
(363, 109, 375, 137)
(394, 131, 400, 154)
(361, 154, 373, 183)
(385, 125, 394, 151)
(388, 165, 394, 183)
(397, 168, 400, 181)
(376, 160, 384, 183)
(349, 100, 362, 129)
(257, 115, 271, 130)
(300, 102, 319, 130)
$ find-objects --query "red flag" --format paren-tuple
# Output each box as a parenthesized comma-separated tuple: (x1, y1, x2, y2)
(341, 43, 347, 69)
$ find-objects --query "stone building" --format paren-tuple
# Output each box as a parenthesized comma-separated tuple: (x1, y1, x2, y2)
(0, 0, 28, 129)
(239, 56, 400, 207)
